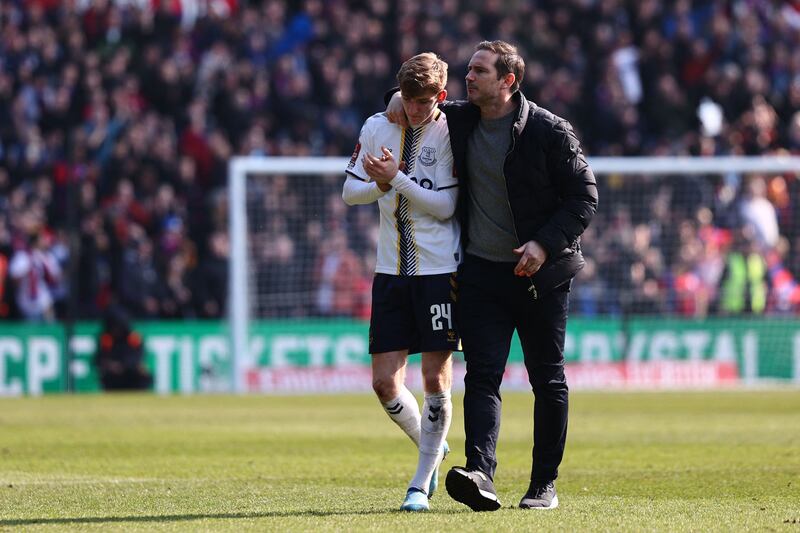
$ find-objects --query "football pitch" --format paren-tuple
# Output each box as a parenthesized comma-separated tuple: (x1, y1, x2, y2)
(1, 391, 799, 532)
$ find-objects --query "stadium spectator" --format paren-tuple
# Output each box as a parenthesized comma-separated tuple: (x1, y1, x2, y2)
(118, 229, 162, 319)
(95, 304, 153, 391)
(8, 229, 63, 321)
(194, 230, 228, 319)
(715, 229, 769, 315)
(739, 175, 780, 250)
(255, 232, 304, 318)
(312, 229, 369, 319)
(570, 257, 609, 317)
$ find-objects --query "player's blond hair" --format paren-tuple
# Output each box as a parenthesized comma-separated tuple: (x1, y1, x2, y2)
(397, 52, 448, 98)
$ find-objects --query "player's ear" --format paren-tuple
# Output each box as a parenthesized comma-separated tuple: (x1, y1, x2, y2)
(436, 89, 447, 103)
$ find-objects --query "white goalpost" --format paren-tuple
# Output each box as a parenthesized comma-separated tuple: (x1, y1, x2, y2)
(228, 155, 800, 393)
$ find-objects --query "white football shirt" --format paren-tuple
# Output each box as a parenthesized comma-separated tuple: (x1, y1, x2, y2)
(345, 110, 460, 276)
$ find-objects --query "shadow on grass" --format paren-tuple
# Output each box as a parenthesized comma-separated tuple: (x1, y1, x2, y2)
(1, 508, 469, 526)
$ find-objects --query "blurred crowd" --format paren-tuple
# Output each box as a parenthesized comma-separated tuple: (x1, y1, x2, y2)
(1, 0, 799, 322)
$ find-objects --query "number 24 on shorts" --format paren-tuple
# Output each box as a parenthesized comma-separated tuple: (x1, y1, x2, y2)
(430, 303, 452, 331)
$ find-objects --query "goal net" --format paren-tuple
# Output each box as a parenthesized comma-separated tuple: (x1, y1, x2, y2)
(229, 156, 800, 393)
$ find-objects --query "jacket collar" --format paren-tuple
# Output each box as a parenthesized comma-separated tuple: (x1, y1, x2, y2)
(512, 91, 534, 136)
(462, 91, 536, 135)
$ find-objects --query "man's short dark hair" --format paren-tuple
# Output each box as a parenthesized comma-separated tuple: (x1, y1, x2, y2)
(475, 40, 525, 93)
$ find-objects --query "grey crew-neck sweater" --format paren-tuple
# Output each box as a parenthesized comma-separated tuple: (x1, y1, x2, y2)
(465, 107, 519, 262)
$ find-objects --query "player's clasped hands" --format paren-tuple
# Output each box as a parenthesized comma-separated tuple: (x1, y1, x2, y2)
(363, 146, 398, 186)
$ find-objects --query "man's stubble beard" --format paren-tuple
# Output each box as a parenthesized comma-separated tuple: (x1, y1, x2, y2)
(467, 82, 504, 109)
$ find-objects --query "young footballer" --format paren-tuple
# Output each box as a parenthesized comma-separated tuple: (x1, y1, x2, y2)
(342, 52, 459, 512)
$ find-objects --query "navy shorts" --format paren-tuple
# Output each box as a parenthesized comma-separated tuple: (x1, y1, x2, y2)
(369, 273, 460, 355)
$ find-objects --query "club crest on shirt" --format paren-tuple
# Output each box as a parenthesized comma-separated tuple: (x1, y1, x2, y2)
(419, 146, 436, 166)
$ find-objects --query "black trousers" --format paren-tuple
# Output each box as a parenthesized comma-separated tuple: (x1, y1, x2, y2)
(458, 253, 569, 482)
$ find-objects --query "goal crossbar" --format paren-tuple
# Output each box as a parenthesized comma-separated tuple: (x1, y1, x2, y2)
(228, 155, 800, 392)
(230, 155, 800, 176)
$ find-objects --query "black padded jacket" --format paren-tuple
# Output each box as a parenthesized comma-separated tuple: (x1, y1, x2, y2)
(439, 91, 598, 263)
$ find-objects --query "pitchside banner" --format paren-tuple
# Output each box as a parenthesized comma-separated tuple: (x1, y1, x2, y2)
(0, 319, 799, 395)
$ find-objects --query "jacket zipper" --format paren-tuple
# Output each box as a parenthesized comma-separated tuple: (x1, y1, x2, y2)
(502, 122, 539, 299)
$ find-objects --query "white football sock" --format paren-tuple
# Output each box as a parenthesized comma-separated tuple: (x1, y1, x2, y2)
(409, 390, 452, 492)
(382, 386, 421, 447)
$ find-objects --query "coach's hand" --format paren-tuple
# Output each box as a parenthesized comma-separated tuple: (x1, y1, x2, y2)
(386, 93, 409, 128)
(513, 240, 548, 277)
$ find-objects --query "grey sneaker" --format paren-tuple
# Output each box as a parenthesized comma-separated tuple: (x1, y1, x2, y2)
(519, 481, 559, 509)
(445, 466, 502, 512)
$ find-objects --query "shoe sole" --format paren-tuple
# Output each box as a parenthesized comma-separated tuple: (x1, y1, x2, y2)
(519, 494, 559, 509)
(445, 469, 501, 512)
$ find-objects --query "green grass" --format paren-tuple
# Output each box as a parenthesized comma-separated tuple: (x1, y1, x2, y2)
(1, 391, 799, 532)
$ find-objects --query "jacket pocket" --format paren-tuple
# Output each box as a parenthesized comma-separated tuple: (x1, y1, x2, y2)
(529, 250, 585, 299)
